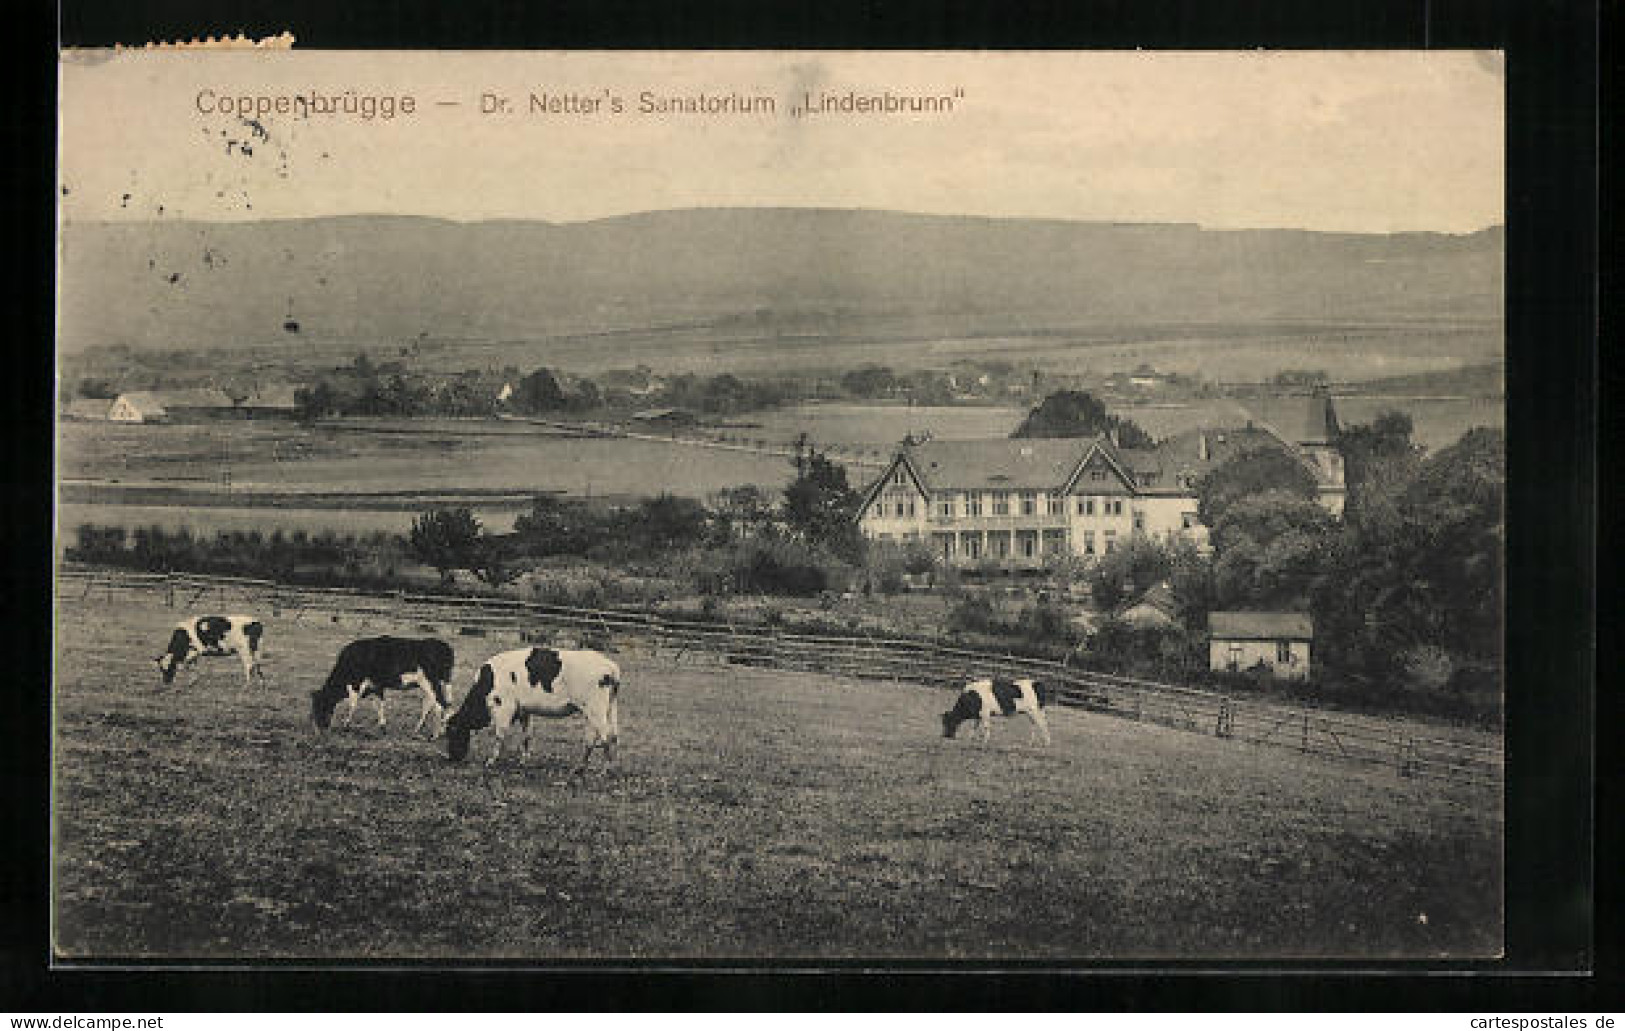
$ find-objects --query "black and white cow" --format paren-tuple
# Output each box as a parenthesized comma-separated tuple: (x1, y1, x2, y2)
(156, 614, 266, 688)
(444, 646, 622, 774)
(941, 677, 1053, 746)
(310, 636, 456, 736)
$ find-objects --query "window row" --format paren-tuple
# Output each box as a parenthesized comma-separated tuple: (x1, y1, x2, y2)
(919, 491, 1136, 518)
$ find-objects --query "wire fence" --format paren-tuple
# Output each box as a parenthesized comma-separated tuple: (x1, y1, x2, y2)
(58, 565, 1503, 787)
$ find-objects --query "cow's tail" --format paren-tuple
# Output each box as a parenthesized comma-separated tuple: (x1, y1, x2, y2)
(445, 664, 495, 762)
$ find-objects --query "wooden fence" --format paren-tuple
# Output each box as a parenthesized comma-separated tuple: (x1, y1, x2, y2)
(58, 565, 1503, 787)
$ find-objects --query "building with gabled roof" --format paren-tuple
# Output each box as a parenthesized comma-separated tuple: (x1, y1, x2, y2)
(855, 391, 1344, 570)
(1208, 611, 1314, 679)
(1118, 581, 1181, 627)
(108, 388, 236, 423)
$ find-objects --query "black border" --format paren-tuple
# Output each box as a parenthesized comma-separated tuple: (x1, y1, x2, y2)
(12, 0, 1604, 1011)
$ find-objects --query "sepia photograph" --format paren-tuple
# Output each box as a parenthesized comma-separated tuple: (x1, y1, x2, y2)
(54, 49, 1506, 961)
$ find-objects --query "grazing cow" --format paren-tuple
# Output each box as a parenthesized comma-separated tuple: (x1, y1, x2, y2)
(310, 636, 456, 736)
(445, 647, 622, 775)
(941, 677, 1053, 746)
(155, 615, 266, 688)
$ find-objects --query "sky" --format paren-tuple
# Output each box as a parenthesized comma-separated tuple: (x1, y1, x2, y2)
(59, 49, 1504, 233)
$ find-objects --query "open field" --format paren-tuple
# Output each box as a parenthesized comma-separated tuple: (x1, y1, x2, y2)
(56, 502, 526, 538)
(53, 586, 1502, 959)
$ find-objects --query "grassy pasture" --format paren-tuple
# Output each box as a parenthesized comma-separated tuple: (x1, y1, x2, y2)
(53, 589, 1501, 960)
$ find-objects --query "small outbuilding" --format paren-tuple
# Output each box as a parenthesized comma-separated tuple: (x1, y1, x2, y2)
(109, 388, 236, 423)
(1208, 611, 1313, 680)
(1117, 581, 1180, 628)
(234, 385, 301, 418)
(62, 398, 113, 421)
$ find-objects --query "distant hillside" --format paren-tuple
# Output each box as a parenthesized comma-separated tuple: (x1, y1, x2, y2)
(58, 209, 1503, 357)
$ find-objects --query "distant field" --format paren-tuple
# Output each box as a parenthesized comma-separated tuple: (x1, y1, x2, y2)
(59, 421, 797, 498)
(1116, 396, 1503, 452)
(56, 390, 1501, 541)
(733, 403, 1028, 448)
(56, 503, 524, 538)
(54, 585, 1501, 959)
(396, 320, 1501, 383)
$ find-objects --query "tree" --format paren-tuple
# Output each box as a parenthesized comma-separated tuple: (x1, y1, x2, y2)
(783, 448, 864, 559)
(1309, 426, 1505, 708)
(513, 367, 567, 414)
(629, 493, 711, 551)
(1337, 410, 1423, 524)
(409, 508, 483, 585)
(840, 365, 898, 398)
(700, 374, 751, 414)
(512, 494, 597, 556)
(1196, 447, 1320, 526)
(1011, 390, 1154, 448)
(1087, 536, 1174, 611)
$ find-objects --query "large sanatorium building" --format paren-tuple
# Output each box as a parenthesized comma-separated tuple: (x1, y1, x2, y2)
(857, 392, 1345, 570)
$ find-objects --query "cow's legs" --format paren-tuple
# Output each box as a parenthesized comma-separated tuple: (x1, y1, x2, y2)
(412, 682, 435, 737)
(410, 675, 445, 738)
(341, 685, 363, 726)
(978, 717, 993, 744)
(374, 689, 387, 732)
(1028, 709, 1052, 746)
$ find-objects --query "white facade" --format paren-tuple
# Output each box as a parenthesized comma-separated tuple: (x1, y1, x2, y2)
(1208, 636, 1312, 680)
(108, 394, 161, 423)
(858, 439, 1212, 570)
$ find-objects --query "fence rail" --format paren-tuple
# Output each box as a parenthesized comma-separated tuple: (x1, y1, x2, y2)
(57, 565, 1502, 786)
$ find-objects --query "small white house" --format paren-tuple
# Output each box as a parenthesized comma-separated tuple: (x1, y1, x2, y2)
(1209, 611, 1313, 680)
(109, 389, 235, 423)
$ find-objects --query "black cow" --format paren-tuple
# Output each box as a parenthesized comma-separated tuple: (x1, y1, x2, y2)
(311, 636, 455, 736)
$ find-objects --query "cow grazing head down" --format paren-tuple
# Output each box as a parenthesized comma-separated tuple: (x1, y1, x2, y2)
(155, 628, 193, 684)
(310, 686, 341, 730)
(444, 664, 496, 762)
(941, 690, 982, 738)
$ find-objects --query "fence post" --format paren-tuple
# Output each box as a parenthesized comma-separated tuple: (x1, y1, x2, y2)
(1301, 712, 1310, 752)
(1216, 697, 1233, 739)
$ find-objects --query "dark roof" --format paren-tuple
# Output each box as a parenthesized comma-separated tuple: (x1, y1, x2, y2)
(1235, 392, 1340, 445)
(239, 385, 301, 408)
(863, 392, 1346, 499)
(1120, 581, 1180, 619)
(116, 388, 236, 412)
(1116, 426, 1285, 492)
(902, 437, 1105, 491)
(1209, 611, 1314, 640)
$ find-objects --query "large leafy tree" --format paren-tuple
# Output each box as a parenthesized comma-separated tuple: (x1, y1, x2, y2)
(1312, 427, 1505, 701)
(1011, 390, 1155, 448)
(408, 507, 483, 584)
(1195, 447, 1320, 526)
(513, 367, 568, 414)
(783, 448, 864, 560)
